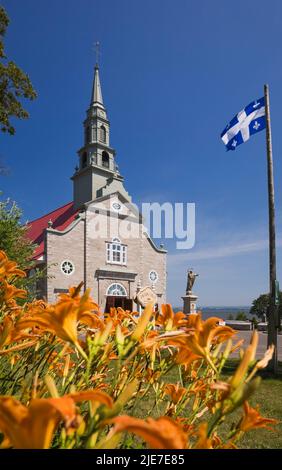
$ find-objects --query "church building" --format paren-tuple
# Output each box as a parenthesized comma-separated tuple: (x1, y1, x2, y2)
(28, 63, 167, 312)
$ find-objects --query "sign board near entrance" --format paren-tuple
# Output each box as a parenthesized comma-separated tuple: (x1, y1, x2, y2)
(135, 286, 157, 308)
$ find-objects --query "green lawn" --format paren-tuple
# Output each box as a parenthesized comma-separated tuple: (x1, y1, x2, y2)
(133, 362, 282, 449)
(221, 361, 282, 449)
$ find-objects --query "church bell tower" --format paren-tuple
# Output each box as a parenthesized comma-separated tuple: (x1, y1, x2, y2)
(72, 61, 129, 209)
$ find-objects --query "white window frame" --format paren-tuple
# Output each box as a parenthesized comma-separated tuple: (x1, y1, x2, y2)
(61, 260, 75, 276)
(106, 238, 127, 265)
(100, 125, 107, 143)
(149, 270, 159, 283)
(106, 283, 127, 297)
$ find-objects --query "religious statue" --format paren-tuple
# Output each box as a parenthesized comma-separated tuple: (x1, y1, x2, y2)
(186, 269, 199, 294)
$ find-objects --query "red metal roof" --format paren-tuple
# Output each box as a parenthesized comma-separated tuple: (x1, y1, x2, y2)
(27, 202, 79, 259)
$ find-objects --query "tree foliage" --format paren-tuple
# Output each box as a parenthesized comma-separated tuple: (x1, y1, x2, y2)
(0, 6, 37, 135)
(0, 197, 43, 300)
(235, 311, 248, 321)
(250, 292, 282, 320)
(0, 197, 35, 269)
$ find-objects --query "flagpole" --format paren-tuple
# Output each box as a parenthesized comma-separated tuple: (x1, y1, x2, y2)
(264, 84, 278, 374)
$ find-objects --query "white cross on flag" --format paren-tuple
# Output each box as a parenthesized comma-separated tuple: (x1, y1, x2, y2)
(221, 97, 266, 150)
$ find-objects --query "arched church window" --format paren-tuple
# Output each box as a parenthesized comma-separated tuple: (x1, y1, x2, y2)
(102, 151, 109, 168)
(107, 283, 127, 297)
(82, 152, 87, 168)
(86, 126, 91, 144)
(100, 125, 106, 143)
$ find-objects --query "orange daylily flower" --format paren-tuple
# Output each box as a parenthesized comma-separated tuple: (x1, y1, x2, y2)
(17, 302, 80, 345)
(16, 286, 100, 349)
(57, 283, 100, 315)
(79, 311, 105, 330)
(193, 422, 213, 449)
(0, 251, 26, 280)
(174, 417, 195, 434)
(172, 314, 235, 367)
(25, 299, 48, 315)
(47, 351, 76, 377)
(194, 424, 222, 449)
(105, 306, 134, 323)
(105, 307, 135, 336)
(0, 390, 113, 449)
(187, 315, 235, 356)
(0, 316, 38, 353)
(109, 415, 188, 449)
(174, 346, 201, 368)
(0, 395, 76, 448)
(239, 401, 279, 433)
(156, 304, 187, 331)
(0, 280, 27, 306)
(164, 383, 187, 404)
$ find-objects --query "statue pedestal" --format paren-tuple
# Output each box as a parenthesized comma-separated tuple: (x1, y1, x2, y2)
(182, 293, 198, 315)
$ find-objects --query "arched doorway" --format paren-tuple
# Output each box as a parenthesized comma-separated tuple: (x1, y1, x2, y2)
(105, 283, 133, 312)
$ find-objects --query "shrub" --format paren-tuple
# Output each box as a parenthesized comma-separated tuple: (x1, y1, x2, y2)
(235, 311, 248, 321)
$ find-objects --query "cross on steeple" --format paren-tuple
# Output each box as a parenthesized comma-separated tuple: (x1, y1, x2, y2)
(94, 41, 100, 67)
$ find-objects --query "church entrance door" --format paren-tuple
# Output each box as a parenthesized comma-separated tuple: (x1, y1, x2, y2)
(105, 296, 133, 313)
(105, 283, 133, 313)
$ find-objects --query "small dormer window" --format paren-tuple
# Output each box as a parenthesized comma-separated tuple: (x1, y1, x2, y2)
(100, 125, 106, 143)
(102, 151, 109, 168)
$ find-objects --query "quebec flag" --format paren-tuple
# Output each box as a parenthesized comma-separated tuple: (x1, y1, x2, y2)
(221, 97, 266, 151)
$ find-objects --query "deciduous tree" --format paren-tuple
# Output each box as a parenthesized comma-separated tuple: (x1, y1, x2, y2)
(250, 292, 282, 320)
(0, 6, 37, 135)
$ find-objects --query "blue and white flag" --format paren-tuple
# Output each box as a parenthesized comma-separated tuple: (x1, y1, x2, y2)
(221, 97, 265, 151)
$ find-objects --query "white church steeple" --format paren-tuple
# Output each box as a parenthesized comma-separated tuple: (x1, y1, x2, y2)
(72, 59, 131, 209)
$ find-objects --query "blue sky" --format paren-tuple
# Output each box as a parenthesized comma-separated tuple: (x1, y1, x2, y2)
(1, 0, 282, 307)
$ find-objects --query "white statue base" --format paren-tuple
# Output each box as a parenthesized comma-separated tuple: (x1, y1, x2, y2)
(182, 293, 198, 315)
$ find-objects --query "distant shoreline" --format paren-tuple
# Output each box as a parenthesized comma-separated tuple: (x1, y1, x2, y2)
(173, 306, 252, 320)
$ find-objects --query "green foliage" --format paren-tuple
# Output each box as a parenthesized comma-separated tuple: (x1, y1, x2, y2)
(250, 292, 282, 320)
(251, 316, 259, 329)
(0, 197, 34, 269)
(0, 197, 43, 300)
(0, 6, 37, 135)
(235, 311, 248, 321)
(227, 314, 234, 320)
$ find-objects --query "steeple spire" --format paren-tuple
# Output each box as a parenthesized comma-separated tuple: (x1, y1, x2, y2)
(90, 42, 104, 106)
(90, 64, 104, 106)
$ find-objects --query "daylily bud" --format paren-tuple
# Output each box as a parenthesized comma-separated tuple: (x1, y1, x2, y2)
(131, 303, 154, 341)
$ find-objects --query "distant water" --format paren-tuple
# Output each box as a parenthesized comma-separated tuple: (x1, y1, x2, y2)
(200, 307, 251, 320)
(173, 306, 251, 320)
